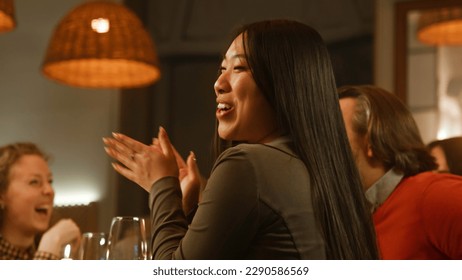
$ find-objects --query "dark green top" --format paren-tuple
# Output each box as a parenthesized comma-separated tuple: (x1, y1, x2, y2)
(149, 139, 325, 259)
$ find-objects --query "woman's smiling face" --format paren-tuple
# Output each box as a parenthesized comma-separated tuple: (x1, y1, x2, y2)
(1, 155, 54, 237)
(214, 34, 280, 144)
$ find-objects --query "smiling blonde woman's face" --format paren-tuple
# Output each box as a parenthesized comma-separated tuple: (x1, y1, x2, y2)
(1, 155, 54, 236)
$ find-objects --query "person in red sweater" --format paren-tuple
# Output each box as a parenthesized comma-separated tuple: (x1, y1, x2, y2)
(338, 85, 462, 260)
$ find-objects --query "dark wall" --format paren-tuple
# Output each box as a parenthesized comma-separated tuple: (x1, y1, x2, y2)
(329, 34, 374, 87)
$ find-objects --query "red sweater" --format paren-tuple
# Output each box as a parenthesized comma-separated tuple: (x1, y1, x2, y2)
(374, 172, 462, 259)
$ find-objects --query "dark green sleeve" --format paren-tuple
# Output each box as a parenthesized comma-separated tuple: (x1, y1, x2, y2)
(149, 176, 188, 259)
(149, 148, 259, 259)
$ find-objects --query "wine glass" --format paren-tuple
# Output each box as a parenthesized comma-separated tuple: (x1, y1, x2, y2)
(78, 232, 108, 260)
(106, 216, 148, 260)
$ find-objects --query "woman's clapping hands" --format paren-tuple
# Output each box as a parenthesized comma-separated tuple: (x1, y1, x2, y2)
(103, 127, 204, 213)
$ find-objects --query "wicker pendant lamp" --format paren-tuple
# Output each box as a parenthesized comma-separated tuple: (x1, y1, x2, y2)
(418, 6, 462, 46)
(0, 0, 16, 33)
(42, 1, 160, 89)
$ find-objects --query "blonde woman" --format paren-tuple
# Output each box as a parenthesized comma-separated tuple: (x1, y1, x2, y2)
(0, 142, 80, 260)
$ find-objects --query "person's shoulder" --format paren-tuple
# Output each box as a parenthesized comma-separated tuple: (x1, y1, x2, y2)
(397, 171, 462, 196)
(215, 144, 265, 164)
(406, 171, 462, 198)
(415, 172, 462, 222)
(407, 171, 462, 184)
(221, 142, 296, 159)
(219, 143, 269, 156)
(235, 143, 274, 153)
(424, 171, 462, 182)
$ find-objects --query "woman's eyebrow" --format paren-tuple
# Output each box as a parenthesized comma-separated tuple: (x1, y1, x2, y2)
(222, 53, 246, 61)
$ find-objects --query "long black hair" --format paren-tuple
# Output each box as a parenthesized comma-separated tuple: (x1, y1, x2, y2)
(214, 19, 379, 259)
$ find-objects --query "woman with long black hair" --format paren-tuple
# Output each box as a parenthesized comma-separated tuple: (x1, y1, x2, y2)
(104, 19, 379, 260)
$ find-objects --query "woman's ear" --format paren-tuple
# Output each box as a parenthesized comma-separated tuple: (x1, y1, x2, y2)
(366, 144, 374, 159)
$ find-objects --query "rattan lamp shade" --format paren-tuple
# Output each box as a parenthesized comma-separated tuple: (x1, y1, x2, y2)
(418, 7, 462, 45)
(0, 0, 16, 33)
(42, 1, 160, 89)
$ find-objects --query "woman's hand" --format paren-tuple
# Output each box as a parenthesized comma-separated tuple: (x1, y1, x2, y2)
(151, 136, 206, 214)
(175, 149, 205, 214)
(103, 127, 179, 192)
(38, 219, 81, 258)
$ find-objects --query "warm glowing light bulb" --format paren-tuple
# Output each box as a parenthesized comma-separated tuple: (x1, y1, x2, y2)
(91, 18, 110, 33)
